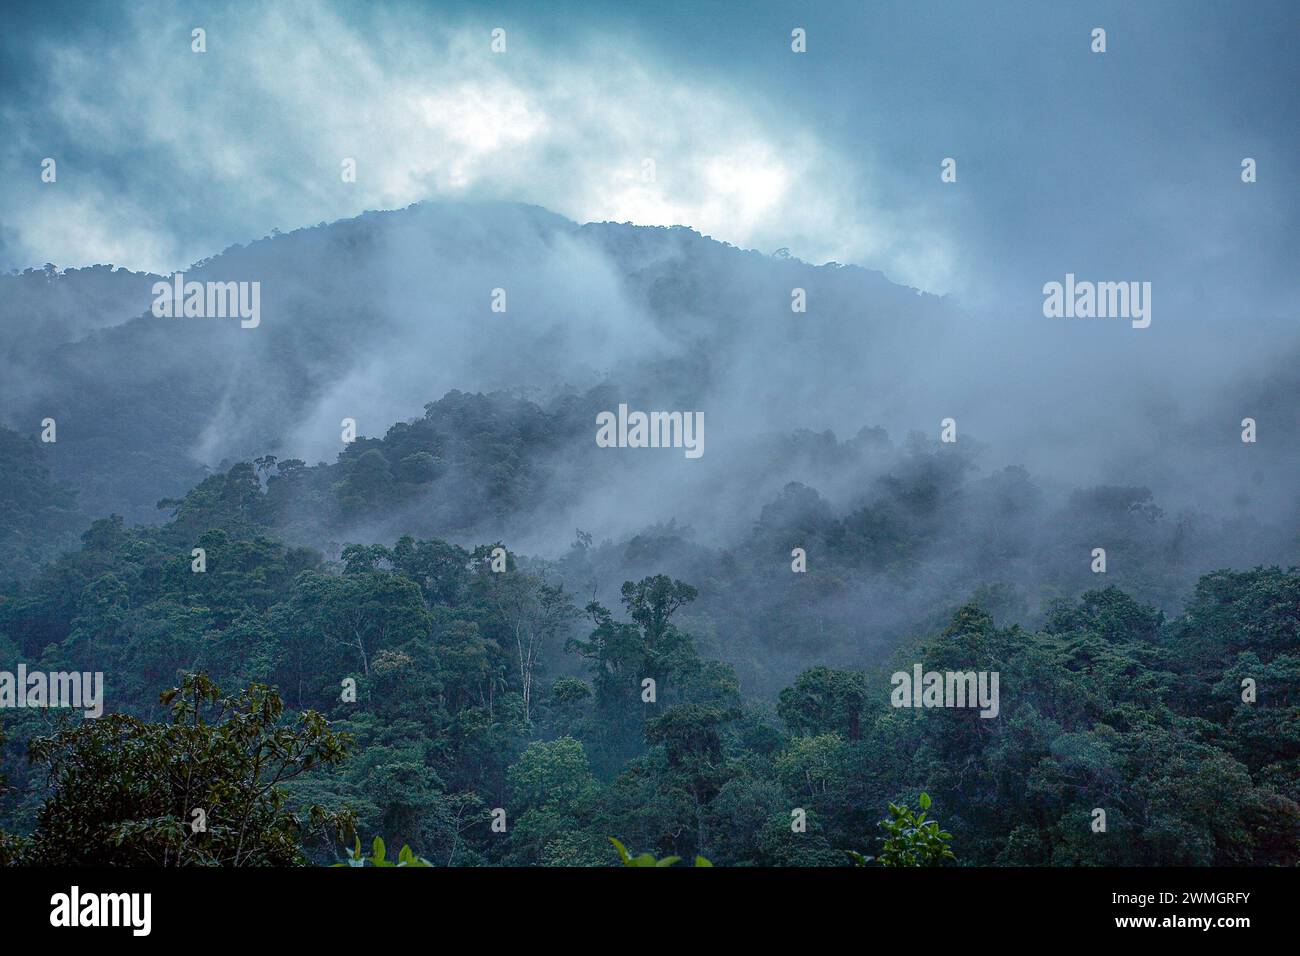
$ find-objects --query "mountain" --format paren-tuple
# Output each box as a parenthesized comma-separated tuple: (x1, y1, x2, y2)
(0, 201, 957, 525)
(0, 202, 1295, 638)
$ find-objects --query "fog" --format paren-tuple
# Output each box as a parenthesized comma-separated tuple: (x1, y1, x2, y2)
(1, 0, 1295, 677)
(4, 200, 1294, 581)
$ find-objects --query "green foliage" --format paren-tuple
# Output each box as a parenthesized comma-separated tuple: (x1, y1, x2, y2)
(0, 422, 1294, 868)
(849, 793, 955, 867)
(609, 837, 711, 867)
(334, 835, 431, 867)
(0, 426, 83, 582)
(777, 667, 868, 739)
(15, 674, 354, 865)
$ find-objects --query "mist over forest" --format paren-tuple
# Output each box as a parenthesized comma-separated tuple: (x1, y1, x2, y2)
(4, 200, 1295, 613)
(1, 200, 1296, 869)
(0, 0, 1296, 875)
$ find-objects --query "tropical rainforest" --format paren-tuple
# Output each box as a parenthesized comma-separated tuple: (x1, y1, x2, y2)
(0, 204, 1296, 867)
(0, 403, 1296, 867)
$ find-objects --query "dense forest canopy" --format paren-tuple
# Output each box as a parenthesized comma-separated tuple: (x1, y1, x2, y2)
(0, 203, 1295, 869)
(0, 388, 1295, 865)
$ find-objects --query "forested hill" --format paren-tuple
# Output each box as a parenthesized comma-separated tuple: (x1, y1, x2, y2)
(0, 202, 953, 526)
(4, 201, 1295, 537)
(1, 371, 1295, 692)
(0, 201, 1296, 868)
(0, 460, 1296, 864)
(1, 378, 1296, 866)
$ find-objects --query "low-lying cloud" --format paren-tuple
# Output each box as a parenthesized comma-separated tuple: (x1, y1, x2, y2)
(0, 0, 949, 291)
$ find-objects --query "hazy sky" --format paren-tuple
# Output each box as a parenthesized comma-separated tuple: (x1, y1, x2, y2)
(2, 0, 1295, 320)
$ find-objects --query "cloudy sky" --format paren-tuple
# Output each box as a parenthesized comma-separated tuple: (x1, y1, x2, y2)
(1, 0, 1295, 316)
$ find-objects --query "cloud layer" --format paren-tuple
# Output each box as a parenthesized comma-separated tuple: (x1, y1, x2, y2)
(1, 0, 945, 289)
